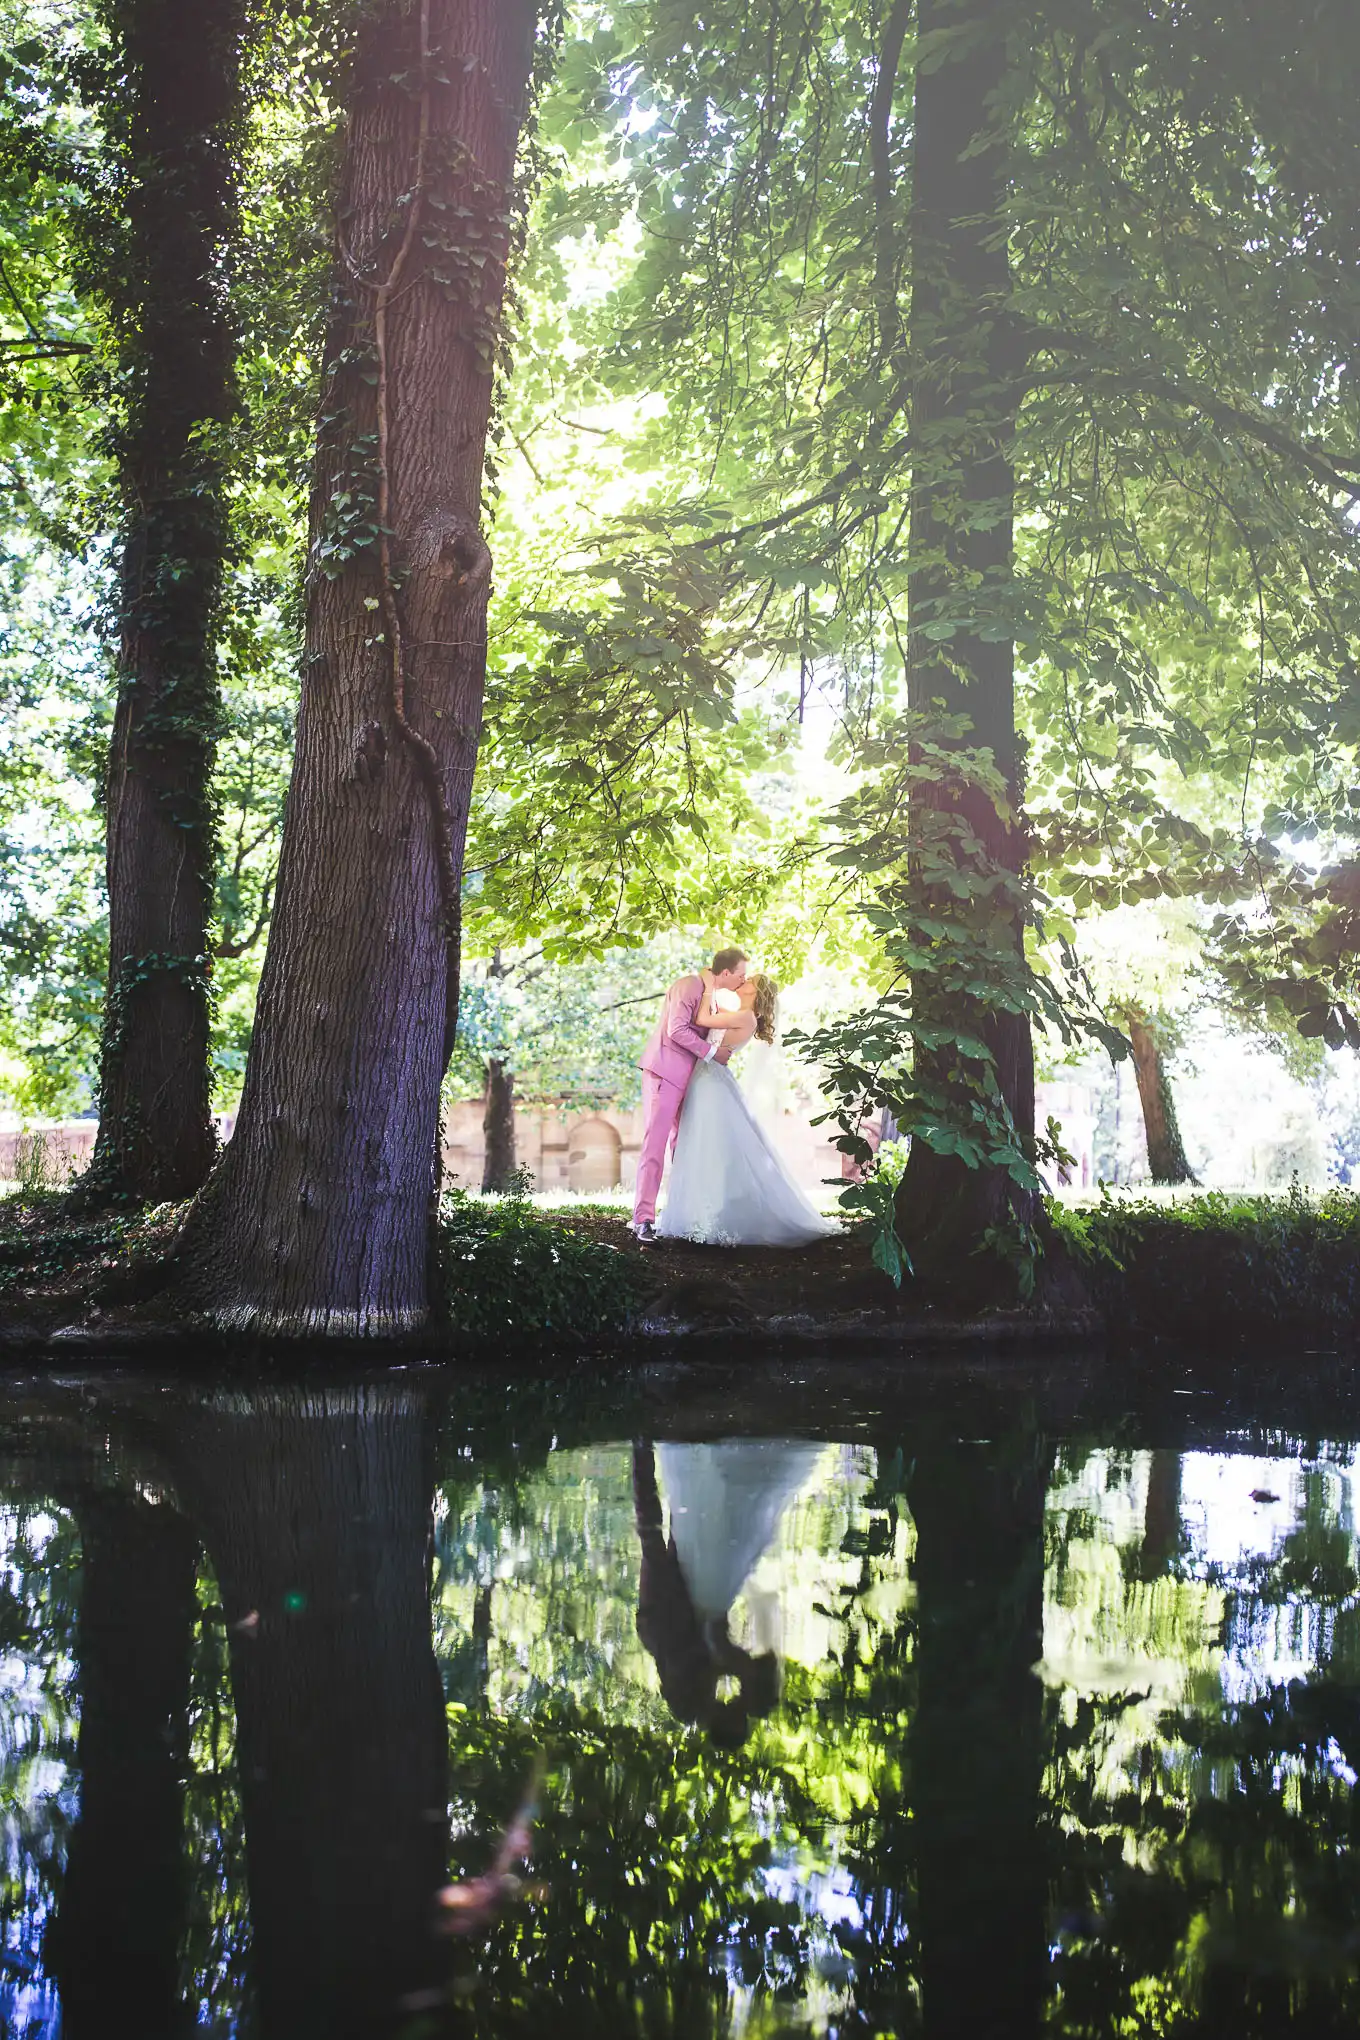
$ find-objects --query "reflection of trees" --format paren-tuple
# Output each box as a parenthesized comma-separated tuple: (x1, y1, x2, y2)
(1050, 1679, 1360, 2034)
(910, 1429, 1052, 2040)
(47, 1490, 197, 2037)
(0, 1503, 79, 2032)
(447, 1706, 818, 2038)
(165, 1387, 449, 2038)
(1047, 1443, 1360, 2035)
(9, 1387, 1360, 2037)
(0, 1386, 451, 2039)
(1139, 1450, 1183, 1579)
(435, 1439, 915, 2039)
(180, 1552, 250, 2033)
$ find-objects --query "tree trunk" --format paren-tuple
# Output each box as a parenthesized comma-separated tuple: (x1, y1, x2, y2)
(175, 0, 539, 1330)
(82, 0, 246, 1205)
(165, 1386, 449, 2038)
(1138, 1449, 1182, 1579)
(47, 1491, 199, 2036)
(481, 1057, 518, 1192)
(1123, 1006, 1196, 1184)
(910, 1430, 1052, 2039)
(895, 0, 1033, 1283)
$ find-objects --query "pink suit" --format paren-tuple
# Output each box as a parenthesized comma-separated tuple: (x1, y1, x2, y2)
(633, 974, 716, 1226)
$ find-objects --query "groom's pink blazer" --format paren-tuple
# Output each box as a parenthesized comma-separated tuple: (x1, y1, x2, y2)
(633, 975, 716, 1224)
(640, 975, 714, 1087)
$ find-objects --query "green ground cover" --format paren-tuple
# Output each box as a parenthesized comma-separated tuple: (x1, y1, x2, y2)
(435, 1188, 648, 1339)
(1051, 1187, 1360, 1339)
(4, 1176, 1359, 1344)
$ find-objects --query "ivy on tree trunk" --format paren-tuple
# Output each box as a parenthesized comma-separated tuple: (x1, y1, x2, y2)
(82, 0, 248, 1204)
(177, 0, 541, 1332)
(894, 0, 1036, 1281)
(1122, 1005, 1197, 1186)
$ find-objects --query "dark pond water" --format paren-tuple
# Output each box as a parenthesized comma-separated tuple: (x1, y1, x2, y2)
(0, 1353, 1358, 2037)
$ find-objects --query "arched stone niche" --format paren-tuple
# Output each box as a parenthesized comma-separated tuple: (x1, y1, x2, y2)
(567, 1117, 622, 1193)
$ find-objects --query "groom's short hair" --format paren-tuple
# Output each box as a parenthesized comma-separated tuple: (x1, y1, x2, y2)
(711, 947, 748, 976)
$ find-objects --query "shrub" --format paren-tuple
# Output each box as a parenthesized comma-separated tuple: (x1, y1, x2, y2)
(1049, 1184, 1360, 1337)
(435, 1188, 646, 1338)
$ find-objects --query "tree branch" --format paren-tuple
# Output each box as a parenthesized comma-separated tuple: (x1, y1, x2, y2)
(1027, 327, 1360, 498)
(0, 339, 91, 359)
(870, 0, 914, 366)
(215, 867, 277, 960)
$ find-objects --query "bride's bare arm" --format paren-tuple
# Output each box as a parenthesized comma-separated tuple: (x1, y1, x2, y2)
(693, 974, 726, 1028)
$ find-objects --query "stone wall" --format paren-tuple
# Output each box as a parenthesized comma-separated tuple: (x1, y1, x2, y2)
(0, 1121, 98, 1184)
(3, 1077, 1096, 1197)
(440, 1096, 845, 1196)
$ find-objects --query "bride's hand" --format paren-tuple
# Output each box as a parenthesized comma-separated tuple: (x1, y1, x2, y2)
(701, 969, 715, 989)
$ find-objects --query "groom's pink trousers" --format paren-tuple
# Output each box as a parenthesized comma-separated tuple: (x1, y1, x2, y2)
(634, 1074, 686, 1227)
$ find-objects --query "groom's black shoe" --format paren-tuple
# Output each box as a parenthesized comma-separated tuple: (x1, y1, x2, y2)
(633, 1221, 658, 1244)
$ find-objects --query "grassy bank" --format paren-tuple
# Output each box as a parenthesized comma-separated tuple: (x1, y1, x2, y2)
(5, 1176, 1359, 1348)
(0, 1184, 649, 1340)
(1049, 1186, 1360, 1339)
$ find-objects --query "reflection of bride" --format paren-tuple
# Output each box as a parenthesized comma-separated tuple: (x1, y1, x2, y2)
(632, 1439, 824, 1744)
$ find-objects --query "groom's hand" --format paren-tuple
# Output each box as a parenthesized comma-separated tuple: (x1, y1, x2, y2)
(715, 1045, 733, 1065)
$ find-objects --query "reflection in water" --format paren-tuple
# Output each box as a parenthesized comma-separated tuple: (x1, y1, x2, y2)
(634, 1439, 823, 1742)
(165, 1389, 449, 2037)
(911, 1430, 1050, 2040)
(48, 1490, 197, 2039)
(0, 1379, 1357, 2032)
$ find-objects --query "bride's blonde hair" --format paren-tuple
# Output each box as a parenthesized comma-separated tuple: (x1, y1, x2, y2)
(752, 973, 778, 1044)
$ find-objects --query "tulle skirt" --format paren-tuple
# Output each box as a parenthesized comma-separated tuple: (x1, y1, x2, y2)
(657, 1059, 838, 1248)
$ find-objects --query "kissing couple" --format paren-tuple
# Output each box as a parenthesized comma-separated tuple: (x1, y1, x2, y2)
(631, 948, 836, 1249)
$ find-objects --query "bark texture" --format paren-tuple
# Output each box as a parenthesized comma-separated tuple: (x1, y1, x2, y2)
(166, 1386, 449, 2038)
(895, 0, 1035, 1282)
(911, 1431, 1051, 2038)
(1123, 1006, 1197, 1184)
(178, 0, 538, 1329)
(481, 1057, 517, 1191)
(48, 1491, 198, 2036)
(85, 0, 245, 1204)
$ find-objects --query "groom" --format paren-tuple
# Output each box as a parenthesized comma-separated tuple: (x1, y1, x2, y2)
(631, 947, 747, 1243)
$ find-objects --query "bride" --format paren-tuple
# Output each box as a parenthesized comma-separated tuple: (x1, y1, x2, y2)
(656, 968, 837, 1248)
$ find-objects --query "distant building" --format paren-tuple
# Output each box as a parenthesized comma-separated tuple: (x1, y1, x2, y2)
(4, 1089, 1094, 1199)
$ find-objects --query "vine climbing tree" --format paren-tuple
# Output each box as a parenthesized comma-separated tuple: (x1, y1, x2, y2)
(176, 0, 545, 1330)
(78, 0, 251, 1204)
(890, 0, 1037, 1278)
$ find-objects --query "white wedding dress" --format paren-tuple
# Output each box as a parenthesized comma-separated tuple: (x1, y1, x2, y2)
(657, 992, 837, 1248)
(657, 1440, 826, 1624)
